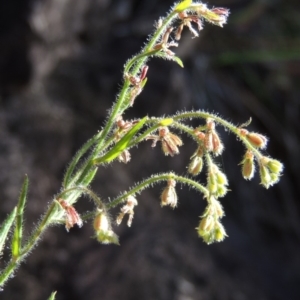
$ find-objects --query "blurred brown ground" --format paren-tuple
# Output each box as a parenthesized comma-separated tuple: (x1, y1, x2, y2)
(0, 0, 299, 299)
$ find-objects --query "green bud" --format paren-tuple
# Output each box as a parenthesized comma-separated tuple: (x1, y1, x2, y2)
(216, 184, 228, 198)
(216, 170, 228, 186)
(94, 210, 119, 245)
(214, 222, 227, 242)
(207, 172, 218, 194)
(259, 165, 272, 189)
(267, 159, 283, 174)
(199, 216, 214, 232)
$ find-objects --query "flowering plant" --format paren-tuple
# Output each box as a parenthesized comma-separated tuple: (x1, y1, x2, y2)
(0, 0, 283, 295)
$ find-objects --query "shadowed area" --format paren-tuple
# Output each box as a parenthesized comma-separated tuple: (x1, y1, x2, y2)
(0, 0, 299, 299)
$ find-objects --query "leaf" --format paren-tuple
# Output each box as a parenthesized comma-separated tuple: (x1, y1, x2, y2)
(174, 0, 192, 12)
(11, 175, 29, 259)
(141, 77, 148, 88)
(172, 56, 184, 68)
(63, 130, 102, 188)
(92, 116, 148, 165)
(0, 207, 17, 256)
(48, 291, 57, 300)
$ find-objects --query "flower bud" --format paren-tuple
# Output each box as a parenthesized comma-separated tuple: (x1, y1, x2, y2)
(207, 171, 217, 194)
(246, 132, 268, 149)
(214, 222, 227, 242)
(58, 199, 83, 232)
(216, 185, 228, 198)
(199, 215, 214, 233)
(211, 131, 224, 155)
(266, 158, 284, 174)
(259, 165, 272, 189)
(94, 210, 119, 245)
(216, 170, 228, 186)
(161, 179, 178, 208)
(213, 199, 225, 218)
(188, 156, 203, 176)
(241, 150, 255, 180)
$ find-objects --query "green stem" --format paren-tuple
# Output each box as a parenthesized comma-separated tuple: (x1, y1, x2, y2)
(107, 173, 208, 209)
(57, 186, 103, 208)
(0, 201, 57, 287)
(174, 111, 263, 158)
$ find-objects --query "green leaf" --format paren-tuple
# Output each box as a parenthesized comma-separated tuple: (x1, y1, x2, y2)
(0, 207, 17, 256)
(172, 56, 184, 68)
(81, 167, 98, 186)
(174, 0, 192, 12)
(11, 175, 29, 259)
(63, 130, 102, 188)
(92, 116, 148, 165)
(141, 77, 148, 88)
(48, 291, 57, 300)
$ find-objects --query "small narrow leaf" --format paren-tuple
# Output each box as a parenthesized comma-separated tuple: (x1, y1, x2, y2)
(48, 291, 57, 300)
(141, 77, 148, 89)
(81, 167, 98, 186)
(64, 130, 102, 188)
(0, 207, 17, 256)
(172, 56, 184, 68)
(174, 0, 192, 12)
(12, 175, 29, 259)
(92, 116, 148, 165)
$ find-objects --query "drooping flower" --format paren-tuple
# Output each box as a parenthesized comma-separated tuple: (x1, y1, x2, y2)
(57, 199, 83, 232)
(147, 127, 183, 156)
(116, 195, 138, 227)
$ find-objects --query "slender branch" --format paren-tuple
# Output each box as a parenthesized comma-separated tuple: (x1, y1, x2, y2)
(107, 173, 209, 209)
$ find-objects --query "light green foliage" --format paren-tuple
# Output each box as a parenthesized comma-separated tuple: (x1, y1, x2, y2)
(11, 176, 28, 259)
(0, 207, 17, 256)
(47, 291, 57, 300)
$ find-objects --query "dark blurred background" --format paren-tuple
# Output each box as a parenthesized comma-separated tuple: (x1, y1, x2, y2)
(0, 0, 299, 299)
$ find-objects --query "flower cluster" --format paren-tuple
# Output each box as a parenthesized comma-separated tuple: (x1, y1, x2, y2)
(197, 196, 227, 244)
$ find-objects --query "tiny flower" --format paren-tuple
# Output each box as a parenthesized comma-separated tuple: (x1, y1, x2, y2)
(175, 11, 202, 40)
(194, 129, 206, 142)
(118, 150, 131, 164)
(188, 146, 204, 176)
(205, 119, 224, 155)
(214, 221, 228, 242)
(247, 132, 268, 149)
(124, 65, 149, 106)
(199, 215, 215, 233)
(58, 199, 83, 232)
(259, 164, 272, 189)
(193, 4, 230, 27)
(207, 164, 229, 197)
(212, 198, 225, 218)
(241, 150, 255, 180)
(161, 179, 178, 208)
(265, 158, 284, 174)
(116, 195, 138, 227)
(94, 209, 119, 245)
(153, 27, 178, 57)
(207, 169, 218, 194)
(188, 156, 203, 176)
(258, 156, 283, 188)
(147, 127, 183, 156)
(238, 128, 268, 149)
(115, 116, 139, 140)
